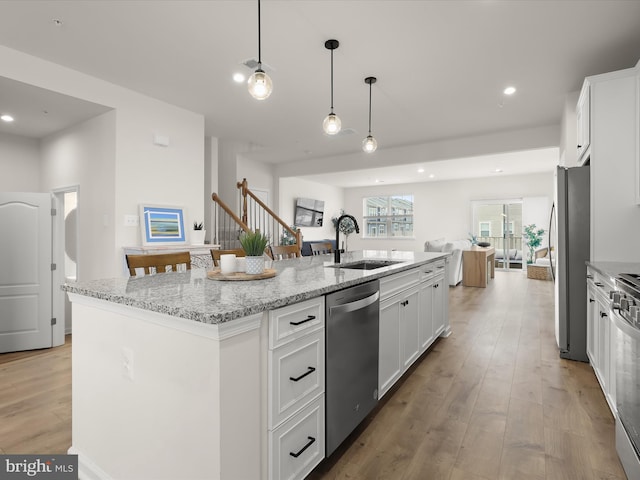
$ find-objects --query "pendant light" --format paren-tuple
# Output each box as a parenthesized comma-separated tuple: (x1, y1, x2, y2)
(362, 76, 377, 153)
(323, 39, 341, 135)
(247, 0, 272, 100)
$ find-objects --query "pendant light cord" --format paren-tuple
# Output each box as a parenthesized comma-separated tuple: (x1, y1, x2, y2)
(330, 48, 334, 113)
(257, 0, 262, 65)
(368, 81, 372, 134)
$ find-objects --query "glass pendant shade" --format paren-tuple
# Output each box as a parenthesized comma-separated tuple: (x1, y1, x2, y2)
(362, 135, 377, 153)
(248, 69, 272, 100)
(323, 112, 341, 135)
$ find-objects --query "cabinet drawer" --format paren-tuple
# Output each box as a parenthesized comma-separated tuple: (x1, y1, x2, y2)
(380, 268, 420, 301)
(269, 396, 325, 480)
(419, 260, 445, 281)
(269, 297, 324, 349)
(269, 330, 325, 428)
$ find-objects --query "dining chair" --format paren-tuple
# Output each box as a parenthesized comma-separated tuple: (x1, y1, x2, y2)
(210, 248, 246, 267)
(270, 244, 302, 260)
(126, 252, 192, 276)
(310, 242, 333, 255)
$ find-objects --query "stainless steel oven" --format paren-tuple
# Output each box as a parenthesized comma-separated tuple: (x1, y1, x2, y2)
(613, 273, 640, 479)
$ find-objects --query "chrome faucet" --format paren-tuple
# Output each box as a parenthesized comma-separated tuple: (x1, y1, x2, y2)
(334, 214, 360, 264)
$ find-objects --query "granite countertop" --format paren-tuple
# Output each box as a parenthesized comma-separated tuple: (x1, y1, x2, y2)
(588, 261, 640, 280)
(63, 250, 450, 325)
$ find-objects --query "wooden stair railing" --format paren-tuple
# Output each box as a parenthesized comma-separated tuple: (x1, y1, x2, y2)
(210, 193, 250, 250)
(237, 178, 302, 249)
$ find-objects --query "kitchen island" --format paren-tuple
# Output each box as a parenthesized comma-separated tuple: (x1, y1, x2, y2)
(63, 250, 450, 480)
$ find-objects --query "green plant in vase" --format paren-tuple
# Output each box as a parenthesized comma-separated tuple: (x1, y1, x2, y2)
(523, 224, 545, 264)
(239, 230, 270, 274)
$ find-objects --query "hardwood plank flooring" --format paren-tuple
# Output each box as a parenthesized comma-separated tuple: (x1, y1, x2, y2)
(0, 272, 627, 479)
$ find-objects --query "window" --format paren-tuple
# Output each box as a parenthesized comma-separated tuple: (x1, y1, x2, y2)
(363, 195, 414, 238)
(479, 221, 491, 237)
(502, 221, 515, 236)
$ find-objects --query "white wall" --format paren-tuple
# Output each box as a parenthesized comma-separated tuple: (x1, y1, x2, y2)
(40, 111, 116, 282)
(279, 177, 344, 242)
(204, 136, 219, 244)
(237, 156, 274, 206)
(0, 45, 205, 279)
(343, 172, 554, 252)
(0, 132, 40, 191)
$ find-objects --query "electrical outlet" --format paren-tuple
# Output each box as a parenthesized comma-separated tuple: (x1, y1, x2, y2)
(122, 347, 134, 381)
(124, 215, 139, 227)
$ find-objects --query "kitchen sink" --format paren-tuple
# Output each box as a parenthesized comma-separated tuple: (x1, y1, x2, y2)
(328, 260, 403, 270)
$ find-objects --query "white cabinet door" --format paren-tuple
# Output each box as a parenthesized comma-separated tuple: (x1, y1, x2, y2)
(418, 280, 434, 353)
(400, 287, 420, 373)
(586, 280, 597, 363)
(379, 296, 401, 398)
(432, 274, 446, 337)
(576, 81, 591, 164)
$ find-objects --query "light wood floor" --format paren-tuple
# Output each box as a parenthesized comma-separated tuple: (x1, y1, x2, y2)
(0, 272, 626, 479)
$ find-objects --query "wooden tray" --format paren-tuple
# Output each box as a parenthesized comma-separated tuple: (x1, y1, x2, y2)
(206, 268, 277, 281)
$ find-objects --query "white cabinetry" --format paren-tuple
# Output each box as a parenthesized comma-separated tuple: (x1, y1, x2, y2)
(418, 261, 447, 353)
(576, 81, 591, 165)
(379, 268, 420, 398)
(586, 63, 640, 261)
(267, 297, 325, 480)
(379, 260, 449, 399)
(586, 267, 617, 415)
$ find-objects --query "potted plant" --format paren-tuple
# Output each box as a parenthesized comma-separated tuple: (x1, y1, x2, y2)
(523, 224, 545, 264)
(192, 221, 206, 245)
(239, 230, 270, 274)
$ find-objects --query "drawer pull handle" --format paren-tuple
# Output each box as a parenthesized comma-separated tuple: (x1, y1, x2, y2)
(600, 312, 608, 318)
(595, 282, 604, 287)
(290, 315, 316, 326)
(437, 265, 444, 269)
(290, 366, 316, 382)
(587, 274, 593, 279)
(426, 270, 433, 274)
(401, 300, 408, 306)
(290, 436, 316, 458)
(589, 298, 595, 303)
(434, 284, 439, 289)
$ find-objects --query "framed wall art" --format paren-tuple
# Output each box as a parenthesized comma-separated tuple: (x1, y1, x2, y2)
(139, 204, 187, 245)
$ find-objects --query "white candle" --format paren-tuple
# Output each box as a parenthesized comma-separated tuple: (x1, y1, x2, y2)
(219, 254, 237, 274)
(236, 257, 246, 273)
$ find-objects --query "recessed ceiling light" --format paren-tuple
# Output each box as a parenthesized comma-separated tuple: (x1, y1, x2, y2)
(375, 179, 384, 183)
(429, 174, 435, 179)
(503, 86, 516, 95)
(417, 168, 425, 173)
(1, 114, 14, 122)
(494, 168, 503, 173)
(233, 72, 245, 83)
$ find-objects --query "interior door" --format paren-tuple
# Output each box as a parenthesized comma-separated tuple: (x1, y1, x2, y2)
(0, 193, 53, 352)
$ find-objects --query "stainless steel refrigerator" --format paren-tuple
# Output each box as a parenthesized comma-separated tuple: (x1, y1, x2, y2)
(554, 165, 590, 362)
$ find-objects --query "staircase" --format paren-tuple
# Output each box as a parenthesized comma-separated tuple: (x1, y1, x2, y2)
(210, 178, 302, 252)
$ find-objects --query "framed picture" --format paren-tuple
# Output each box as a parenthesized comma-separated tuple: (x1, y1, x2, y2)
(139, 204, 187, 245)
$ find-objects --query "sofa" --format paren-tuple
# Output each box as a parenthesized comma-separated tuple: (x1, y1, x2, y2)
(424, 238, 472, 286)
(494, 249, 524, 269)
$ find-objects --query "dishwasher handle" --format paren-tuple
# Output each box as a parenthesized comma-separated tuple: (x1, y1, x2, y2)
(329, 291, 379, 316)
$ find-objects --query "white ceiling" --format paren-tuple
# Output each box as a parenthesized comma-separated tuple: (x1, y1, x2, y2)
(1, 1, 640, 186)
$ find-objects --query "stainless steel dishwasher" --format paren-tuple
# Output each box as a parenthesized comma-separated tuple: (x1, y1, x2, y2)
(325, 279, 380, 456)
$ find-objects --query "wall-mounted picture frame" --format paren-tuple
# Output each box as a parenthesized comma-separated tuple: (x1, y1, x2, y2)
(139, 204, 187, 245)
